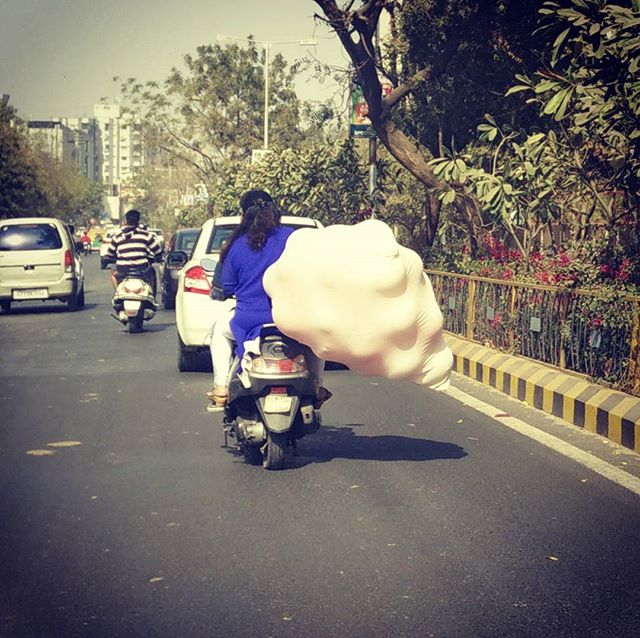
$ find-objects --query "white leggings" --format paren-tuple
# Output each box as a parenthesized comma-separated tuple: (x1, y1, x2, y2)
(210, 309, 235, 387)
(210, 308, 325, 391)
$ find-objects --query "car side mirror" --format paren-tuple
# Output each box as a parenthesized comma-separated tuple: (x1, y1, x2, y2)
(167, 251, 188, 268)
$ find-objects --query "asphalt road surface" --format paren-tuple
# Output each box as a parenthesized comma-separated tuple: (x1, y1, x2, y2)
(1, 254, 640, 638)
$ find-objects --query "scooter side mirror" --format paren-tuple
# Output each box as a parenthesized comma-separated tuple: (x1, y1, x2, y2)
(200, 257, 218, 273)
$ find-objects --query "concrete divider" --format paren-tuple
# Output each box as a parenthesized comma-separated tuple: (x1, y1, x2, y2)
(446, 333, 640, 453)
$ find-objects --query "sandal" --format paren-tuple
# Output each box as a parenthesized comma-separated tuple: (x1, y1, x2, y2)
(206, 386, 228, 409)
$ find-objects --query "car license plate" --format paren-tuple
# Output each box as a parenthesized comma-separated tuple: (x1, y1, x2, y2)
(13, 288, 48, 300)
(264, 394, 293, 414)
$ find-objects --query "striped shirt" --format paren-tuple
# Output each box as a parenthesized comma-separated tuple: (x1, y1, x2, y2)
(106, 224, 162, 269)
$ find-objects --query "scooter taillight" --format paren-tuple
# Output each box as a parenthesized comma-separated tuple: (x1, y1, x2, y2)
(251, 354, 307, 374)
(124, 282, 144, 294)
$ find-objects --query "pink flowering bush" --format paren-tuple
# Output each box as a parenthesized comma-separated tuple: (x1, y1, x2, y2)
(428, 232, 639, 294)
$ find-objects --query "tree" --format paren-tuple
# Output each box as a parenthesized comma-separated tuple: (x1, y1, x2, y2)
(510, 0, 640, 230)
(392, 0, 542, 155)
(0, 102, 45, 218)
(118, 40, 304, 181)
(312, 0, 543, 247)
(183, 140, 369, 226)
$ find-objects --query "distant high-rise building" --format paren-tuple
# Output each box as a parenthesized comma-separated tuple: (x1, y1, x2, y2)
(24, 103, 145, 221)
(27, 120, 77, 164)
(59, 117, 101, 182)
(93, 102, 144, 190)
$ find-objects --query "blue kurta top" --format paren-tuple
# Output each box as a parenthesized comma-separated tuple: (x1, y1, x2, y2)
(221, 226, 294, 356)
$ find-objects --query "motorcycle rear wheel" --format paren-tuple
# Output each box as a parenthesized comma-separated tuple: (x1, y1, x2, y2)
(263, 432, 286, 470)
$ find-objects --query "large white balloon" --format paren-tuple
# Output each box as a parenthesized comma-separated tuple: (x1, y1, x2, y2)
(263, 219, 452, 390)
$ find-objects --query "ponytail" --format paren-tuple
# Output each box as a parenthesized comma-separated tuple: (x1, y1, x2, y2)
(219, 190, 281, 263)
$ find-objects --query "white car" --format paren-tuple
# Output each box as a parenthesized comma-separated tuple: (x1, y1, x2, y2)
(99, 228, 120, 269)
(0, 217, 85, 312)
(149, 228, 165, 253)
(174, 215, 322, 371)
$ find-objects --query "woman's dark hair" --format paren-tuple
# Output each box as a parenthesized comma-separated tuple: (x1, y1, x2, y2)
(219, 190, 281, 262)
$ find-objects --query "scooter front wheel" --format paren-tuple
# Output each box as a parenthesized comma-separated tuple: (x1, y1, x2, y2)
(263, 432, 286, 470)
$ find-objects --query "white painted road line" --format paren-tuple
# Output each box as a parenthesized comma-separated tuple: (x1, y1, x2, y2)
(447, 386, 640, 498)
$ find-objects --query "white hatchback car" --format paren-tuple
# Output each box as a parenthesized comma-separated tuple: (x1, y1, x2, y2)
(0, 217, 85, 312)
(99, 228, 120, 269)
(174, 215, 321, 371)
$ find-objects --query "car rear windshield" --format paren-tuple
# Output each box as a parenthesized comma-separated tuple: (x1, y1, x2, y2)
(175, 230, 199, 253)
(206, 223, 313, 254)
(0, 223, 63, 251)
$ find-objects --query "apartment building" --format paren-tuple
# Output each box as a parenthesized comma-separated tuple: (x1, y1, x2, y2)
(60, 117, 101, 182)
(93, 103, 144, 189)
(27, 120, 77, 164)
(25, 102, 145, 220)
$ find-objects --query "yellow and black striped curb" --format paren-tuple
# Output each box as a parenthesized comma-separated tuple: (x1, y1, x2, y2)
(446, 334, 640, 454)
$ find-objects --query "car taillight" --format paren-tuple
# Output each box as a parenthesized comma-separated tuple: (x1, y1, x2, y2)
(183, 266, 211, 295)
(251, 354, 307, 374)
(64, 249, 73, 272)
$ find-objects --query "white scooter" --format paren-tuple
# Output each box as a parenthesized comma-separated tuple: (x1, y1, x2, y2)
(111, 270, 158, 333)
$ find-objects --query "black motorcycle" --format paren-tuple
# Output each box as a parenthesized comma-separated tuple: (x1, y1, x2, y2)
(221, 324, 323, 470)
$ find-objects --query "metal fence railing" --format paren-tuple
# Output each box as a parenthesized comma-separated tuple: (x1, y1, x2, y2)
(425, 269, 640, 397)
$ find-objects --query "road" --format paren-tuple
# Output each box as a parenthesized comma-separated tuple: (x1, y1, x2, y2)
(1, 254, 640, 638)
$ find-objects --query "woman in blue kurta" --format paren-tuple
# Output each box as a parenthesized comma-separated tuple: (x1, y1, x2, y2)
(207, 190, 293, 408)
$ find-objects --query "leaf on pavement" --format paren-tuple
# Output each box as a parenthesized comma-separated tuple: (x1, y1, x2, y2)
(26, 449, 56, 456)
(47, 441, 82, 448)
(148, 577, 164, 583)
(546, 555, 560, 561)
(457, 419, 463, 423)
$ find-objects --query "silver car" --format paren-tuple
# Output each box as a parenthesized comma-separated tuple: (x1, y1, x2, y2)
(0, 217, 85, 313)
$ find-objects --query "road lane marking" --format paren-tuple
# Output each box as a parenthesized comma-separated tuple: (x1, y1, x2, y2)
(447, 386, 640, 497)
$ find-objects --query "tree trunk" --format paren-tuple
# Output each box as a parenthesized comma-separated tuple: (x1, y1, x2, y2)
(422, 192, 441, 248)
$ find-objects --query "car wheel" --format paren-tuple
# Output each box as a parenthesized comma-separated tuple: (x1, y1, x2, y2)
(177, 335, 200, 372)
(0, 300, 10, 313)
(67, 289, 81, 311)
(163, 291, 175, 310)
(77, 286, 86, 309)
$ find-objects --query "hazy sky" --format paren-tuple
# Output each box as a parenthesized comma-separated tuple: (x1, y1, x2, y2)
(0, 0, 349, 119)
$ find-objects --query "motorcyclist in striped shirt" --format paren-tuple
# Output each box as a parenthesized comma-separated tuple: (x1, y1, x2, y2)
(106, 209, 162, 297)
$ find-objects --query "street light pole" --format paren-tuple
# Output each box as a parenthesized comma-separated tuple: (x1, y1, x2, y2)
(217, 35, 315, 151)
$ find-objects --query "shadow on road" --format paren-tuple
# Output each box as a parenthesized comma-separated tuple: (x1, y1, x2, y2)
(0, 302, 102, 316)
(306, 424, 468, 464)
(222, 424, 467, 469)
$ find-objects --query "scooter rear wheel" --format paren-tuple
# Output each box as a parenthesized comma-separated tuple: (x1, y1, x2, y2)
(128, 315, 143, 333)
(263, 432, 286, 470)
(243, 445, 263, 466)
